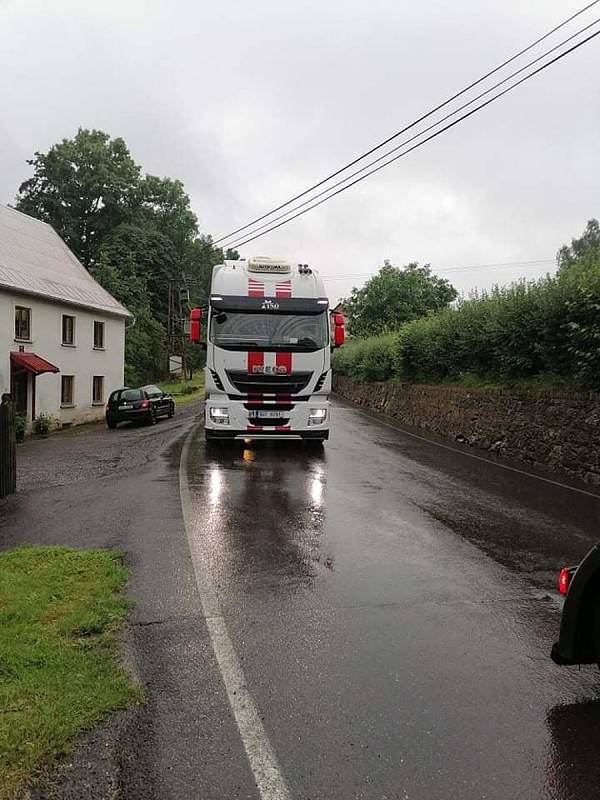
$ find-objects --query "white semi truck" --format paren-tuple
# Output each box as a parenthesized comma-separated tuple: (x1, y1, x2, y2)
(190, 257, 345, 443)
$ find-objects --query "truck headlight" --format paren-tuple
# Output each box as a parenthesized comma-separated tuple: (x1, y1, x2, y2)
(209, 407, 230, 424)
(308, 408, 327, 425)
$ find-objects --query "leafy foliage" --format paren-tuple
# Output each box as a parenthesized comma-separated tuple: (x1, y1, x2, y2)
(334, 220, 600, 391)
(332, 335, 397, 381)
(558, 219, 600, 272)
(16, 129, 227, 383)
(16, 130, 140, 268)
(343, 262, 457, 337)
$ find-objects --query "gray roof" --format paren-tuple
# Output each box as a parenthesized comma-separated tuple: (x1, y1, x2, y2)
(0, 204, 131, 318)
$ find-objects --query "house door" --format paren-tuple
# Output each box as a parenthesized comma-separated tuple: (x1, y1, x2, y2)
(11, 370, 29, 416)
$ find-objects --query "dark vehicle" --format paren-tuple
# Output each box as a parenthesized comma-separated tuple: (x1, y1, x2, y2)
(106, 385, 174, 429)
(552, 544, 600, 667)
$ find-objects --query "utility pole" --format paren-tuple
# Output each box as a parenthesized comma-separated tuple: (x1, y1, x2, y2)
(167, 280, 191, 379)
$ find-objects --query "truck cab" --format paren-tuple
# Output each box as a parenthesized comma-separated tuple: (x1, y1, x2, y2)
(199, 257, 344, 443)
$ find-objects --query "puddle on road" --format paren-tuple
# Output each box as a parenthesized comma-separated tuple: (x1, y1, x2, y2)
(186, 435, 335, 594)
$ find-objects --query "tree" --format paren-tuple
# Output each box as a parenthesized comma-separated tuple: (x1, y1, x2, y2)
(91, 256, 168, 384)
(133, 175, 198, 251)
(16, 128, 227, 383)
(99, 223, 178, 325)
(558, 219, 600, 271)
(16, 129, 140, 267)
(344, 262, 457, 336)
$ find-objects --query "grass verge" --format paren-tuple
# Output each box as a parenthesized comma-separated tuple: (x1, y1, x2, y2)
(159, 373, 205, 407)
(0, 546, 141, 799)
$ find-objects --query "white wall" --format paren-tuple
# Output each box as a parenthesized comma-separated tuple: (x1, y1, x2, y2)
(0, 290, 126, 426)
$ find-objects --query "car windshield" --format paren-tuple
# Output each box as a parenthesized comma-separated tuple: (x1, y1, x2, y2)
(144, 386, 162, 398)
(210, 311, 328, 351)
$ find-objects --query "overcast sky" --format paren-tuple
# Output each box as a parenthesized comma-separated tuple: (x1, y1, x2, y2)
(1, 0, 599, 301)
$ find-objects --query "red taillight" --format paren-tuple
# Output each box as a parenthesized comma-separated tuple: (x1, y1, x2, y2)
(140, 400, 149, 409)
(558, 567, 571, 596)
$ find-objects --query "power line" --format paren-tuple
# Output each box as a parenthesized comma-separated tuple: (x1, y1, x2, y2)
(214, 0, 600, 245)
(320, 260, 557, 282)
(225, 29, 600, 249)
(222, 18, 600, 249)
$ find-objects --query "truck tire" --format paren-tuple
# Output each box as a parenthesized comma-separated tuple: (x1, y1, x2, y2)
(594, 594, 600, 668)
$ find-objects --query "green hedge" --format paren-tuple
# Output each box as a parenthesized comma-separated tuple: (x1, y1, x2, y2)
(333, 261, 600, 390)
(332, 334, 397, 381)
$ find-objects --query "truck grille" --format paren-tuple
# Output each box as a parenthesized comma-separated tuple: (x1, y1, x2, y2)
(225, 370, 312, 396)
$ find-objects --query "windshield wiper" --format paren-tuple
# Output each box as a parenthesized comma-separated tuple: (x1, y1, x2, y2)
(296, 337, 318, 348)
(217, 340, 262, 348)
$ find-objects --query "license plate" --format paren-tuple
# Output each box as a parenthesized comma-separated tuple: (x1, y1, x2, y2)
(248, 410, 285, 419)
(120, 403, 133, 410)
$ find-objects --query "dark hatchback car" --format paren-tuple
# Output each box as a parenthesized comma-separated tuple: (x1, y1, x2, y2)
(106, 385, 175, 429)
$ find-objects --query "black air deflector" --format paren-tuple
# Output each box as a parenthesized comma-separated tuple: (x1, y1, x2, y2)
(210, 296, 329, 314)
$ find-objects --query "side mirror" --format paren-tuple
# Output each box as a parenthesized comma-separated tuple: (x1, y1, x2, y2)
(332, 312, 345, 348)
(189, 307, 202, 342)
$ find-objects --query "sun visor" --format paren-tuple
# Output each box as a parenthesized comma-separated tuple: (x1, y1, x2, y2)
(210, 295, 329, 314)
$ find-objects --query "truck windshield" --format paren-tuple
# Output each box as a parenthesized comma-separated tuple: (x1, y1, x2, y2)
(210, 311, 328, 351)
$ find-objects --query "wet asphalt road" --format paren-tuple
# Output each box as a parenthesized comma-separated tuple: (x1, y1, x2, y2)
(2, 398, 600, 799)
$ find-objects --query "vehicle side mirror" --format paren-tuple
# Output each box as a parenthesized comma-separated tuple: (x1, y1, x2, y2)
(332, 312, 345, 348)
(189, 307, 202, 342)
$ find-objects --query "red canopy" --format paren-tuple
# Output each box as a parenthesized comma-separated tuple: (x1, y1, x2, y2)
(10, 352, 60, 375)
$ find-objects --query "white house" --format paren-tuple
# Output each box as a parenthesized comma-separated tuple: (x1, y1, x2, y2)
(0, 204, 131, 428)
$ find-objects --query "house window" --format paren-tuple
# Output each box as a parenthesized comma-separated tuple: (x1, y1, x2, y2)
(62, 315, 76, 345)
(92, 376, 104, 405)
(61, 375, 74, 406)
(15, 306, 31, 341)
(93, 321, 105, 349)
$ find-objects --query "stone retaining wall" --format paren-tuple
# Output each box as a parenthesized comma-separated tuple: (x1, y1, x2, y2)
(334, 375, 600, 486)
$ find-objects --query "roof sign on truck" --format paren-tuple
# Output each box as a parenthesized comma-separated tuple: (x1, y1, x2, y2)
(247, 257, 291, 274)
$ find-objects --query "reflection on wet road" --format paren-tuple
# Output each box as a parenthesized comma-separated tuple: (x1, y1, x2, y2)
(184, 401, 600, 800)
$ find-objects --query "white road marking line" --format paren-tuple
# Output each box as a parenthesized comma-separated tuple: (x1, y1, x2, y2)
(179, 424, 292, 800)
(345, 402, 600, 501)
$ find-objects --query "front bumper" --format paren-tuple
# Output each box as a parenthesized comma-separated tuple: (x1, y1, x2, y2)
(206, 428, 329, 441)
(205, 397, 330, 438)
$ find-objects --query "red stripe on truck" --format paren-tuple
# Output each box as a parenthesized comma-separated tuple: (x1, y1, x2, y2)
(276, 352, 292, 374)
(248, 351, 264, 409)
(275, 280, 292, 298)
(248, 278, 264, 297)
(248, 351, 264, 373)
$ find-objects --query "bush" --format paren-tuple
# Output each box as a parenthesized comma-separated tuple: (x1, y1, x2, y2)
(34, 413, 56, 436)
(333, 258, 600, 391)
(332, 334, 398, 381)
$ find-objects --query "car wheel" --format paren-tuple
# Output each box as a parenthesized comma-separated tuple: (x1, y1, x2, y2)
(107, 419, 117, 430)
(148, 409, 157, 426)
(168, 405, 174, 418)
